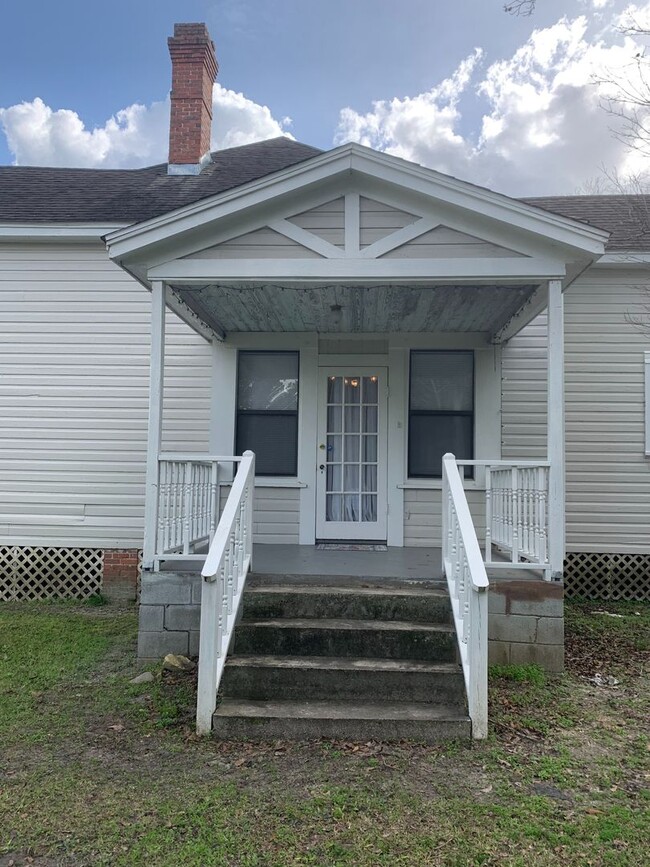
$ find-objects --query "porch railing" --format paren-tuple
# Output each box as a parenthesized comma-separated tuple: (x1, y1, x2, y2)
(457, 460, 552, 580)
(442, 453, 489, 740)
(196, 451, 255, 735)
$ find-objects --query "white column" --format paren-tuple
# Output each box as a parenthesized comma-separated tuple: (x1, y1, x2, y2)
(143, 280, 165, 571)
(547, 279, 565, 580)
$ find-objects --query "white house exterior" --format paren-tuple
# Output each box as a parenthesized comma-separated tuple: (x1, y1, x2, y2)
(2, 23, 650, 736)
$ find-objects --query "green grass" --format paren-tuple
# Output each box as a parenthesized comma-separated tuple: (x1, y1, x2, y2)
(0, 599, 648, 866)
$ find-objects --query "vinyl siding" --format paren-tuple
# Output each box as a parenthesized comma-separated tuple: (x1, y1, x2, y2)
(185, 227, 322, 259)
(381, 226, 524, 259)
(502, 268, 650, 553)
(0, 241, 211, 548)
(404, 489, 486, 547)
(289, 198, 345, 247)
(219, 485, 300, 544)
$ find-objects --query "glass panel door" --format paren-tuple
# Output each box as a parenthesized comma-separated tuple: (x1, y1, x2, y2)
(316, 368, 387, 541)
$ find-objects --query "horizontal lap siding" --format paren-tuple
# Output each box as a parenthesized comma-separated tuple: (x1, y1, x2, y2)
(0, 242, 210, 548)
(502, 271, 650, 553)
(219, 486, 300, 544)
(404, 489, 486, 547)
(186, 227, 322, 259)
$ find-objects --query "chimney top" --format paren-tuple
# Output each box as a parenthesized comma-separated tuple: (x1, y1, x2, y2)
(167, 22, 218, 175)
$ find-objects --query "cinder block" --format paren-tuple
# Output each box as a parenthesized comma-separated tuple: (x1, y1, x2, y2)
(138, 605, 164, 632)
(488, 613, 537, 643)
(488, 640, 511, 666)
(140, 574, 192, 605)
(488, 589, 507, 615)
(192, 577, 206, 604)
(137, 630, 189, 659)
(165, 604, 201, 632)
(536, 617, 564, 645)
(509, 596, 563, 618)
(189, 630, 200, 656)
(509, 641, 564, 673)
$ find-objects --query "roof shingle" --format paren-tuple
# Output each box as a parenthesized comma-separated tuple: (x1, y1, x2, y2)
(1, 137, 649, 251)
(0, 137, 321, 224)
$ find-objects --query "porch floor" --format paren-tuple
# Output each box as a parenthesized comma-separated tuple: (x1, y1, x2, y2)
(252, 544, 443, 581)
(160, 544, 545, 582)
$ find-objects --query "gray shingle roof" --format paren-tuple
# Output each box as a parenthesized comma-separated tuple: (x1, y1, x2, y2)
(522, 195, 650, 252)
(1, 136, 649, 252)
(0, 137, 322, 224)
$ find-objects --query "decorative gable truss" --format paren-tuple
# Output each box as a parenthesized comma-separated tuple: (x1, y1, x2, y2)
(185, 194, 527, 263)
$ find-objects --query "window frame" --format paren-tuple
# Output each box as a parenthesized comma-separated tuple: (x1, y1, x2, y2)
(407, 349, 475, 480)
(235, 349, 300, 478)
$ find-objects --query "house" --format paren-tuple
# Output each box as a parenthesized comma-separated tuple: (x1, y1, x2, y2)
(1, 23, 649, 739)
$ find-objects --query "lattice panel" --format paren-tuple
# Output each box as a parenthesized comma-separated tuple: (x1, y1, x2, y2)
(0, 546, 103, 601)
(565, 552, 650, 602)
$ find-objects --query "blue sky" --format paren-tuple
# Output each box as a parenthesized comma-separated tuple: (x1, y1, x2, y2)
(1, 0, 649, 194)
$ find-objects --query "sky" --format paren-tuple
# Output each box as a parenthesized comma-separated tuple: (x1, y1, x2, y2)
(1, 0, 650, 195)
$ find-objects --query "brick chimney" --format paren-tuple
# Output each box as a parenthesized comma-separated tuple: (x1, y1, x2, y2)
(167, 23, 218, 175)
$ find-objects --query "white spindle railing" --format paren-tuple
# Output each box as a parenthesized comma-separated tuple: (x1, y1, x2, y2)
(196, 451, 255, 735)
(155, 453, 248, 566)
(442, 453, 489, 740)
(457, 460, 551, 580)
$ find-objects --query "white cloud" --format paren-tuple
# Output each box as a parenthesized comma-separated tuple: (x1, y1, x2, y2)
(335, 6, 650, 194)
(0, 84, 292, 169)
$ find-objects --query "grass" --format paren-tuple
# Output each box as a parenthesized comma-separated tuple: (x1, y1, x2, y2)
(0, 599, 648, 866)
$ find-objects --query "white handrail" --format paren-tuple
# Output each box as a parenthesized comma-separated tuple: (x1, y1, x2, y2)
(442, 453, 489, 740)
(196, 451, 255, 735)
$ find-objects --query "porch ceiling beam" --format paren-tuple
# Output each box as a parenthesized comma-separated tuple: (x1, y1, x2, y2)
(267, 218, 344, 259)
(151, 256, 566, 285)
(359, 217, 440, 260)
(165, 287, 225, 342)
(491, 283, 550, 344)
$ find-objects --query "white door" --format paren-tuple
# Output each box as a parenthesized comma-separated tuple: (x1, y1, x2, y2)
(316, 367, 388, 541)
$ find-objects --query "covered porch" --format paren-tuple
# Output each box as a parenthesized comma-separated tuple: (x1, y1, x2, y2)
(105, 143, 607, 737)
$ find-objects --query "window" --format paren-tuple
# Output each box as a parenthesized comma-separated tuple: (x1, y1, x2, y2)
(235, 351, 299, 476)
(408, 351, 474, 478)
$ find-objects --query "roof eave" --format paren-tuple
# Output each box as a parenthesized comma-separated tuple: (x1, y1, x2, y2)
(106, 142, 609, 262)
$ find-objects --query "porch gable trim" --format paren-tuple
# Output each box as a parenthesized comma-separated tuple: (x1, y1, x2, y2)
(106, 143, 609, 263)
(148, 255, 566, 284)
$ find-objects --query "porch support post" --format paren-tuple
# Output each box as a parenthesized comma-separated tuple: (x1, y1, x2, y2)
(547, 279, 565, 581)
(143, 280, 166, 572)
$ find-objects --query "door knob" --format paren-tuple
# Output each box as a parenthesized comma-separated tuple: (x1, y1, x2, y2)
(319, 464, 325, 471)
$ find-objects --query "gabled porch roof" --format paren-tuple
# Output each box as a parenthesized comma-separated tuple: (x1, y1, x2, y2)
(105, 142, 609, 343)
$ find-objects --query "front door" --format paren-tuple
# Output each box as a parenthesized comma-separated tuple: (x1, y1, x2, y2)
(316, 367, 388, 541)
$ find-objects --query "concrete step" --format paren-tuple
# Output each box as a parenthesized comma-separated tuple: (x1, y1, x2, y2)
(248, 573, 446, 589)
(233, 618, 457, 662)
(242, 584, 451, 624)
(213, 698, 471, 742)
(222, 654, 466, 704)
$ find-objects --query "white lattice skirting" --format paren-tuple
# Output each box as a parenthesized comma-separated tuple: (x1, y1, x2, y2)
(565, 552, 650, 601)
(0, 546, 103, 601)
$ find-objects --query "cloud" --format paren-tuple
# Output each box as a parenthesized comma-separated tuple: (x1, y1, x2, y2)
(335, 5, 650, 194)
(0, 84, 292, 169)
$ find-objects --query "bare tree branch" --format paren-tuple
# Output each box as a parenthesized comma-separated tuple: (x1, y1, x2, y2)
(504, 1, 536, 15)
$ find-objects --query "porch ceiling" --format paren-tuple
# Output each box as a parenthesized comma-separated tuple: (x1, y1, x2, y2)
(173, 282, 537, 334)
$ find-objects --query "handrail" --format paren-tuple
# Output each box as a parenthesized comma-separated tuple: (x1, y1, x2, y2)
(442, 453, 489, 740)
(196, 451, 255, 734)
(158, 452, 245, 463)
(456, 459, 550, 468)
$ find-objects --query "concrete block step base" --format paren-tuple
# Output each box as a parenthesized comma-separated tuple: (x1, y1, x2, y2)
(242, 583, 452, 624)
(222, 654, 466, 704)
(233, 618, 457, 662)
(213, 698, 471, 743)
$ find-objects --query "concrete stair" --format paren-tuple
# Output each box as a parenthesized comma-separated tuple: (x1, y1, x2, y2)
(214, 574, 470, 742)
